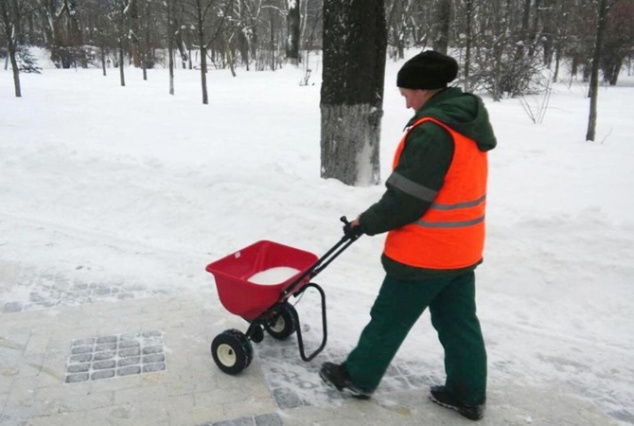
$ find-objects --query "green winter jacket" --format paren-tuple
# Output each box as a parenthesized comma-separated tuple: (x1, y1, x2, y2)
(359, 87, 497, 280)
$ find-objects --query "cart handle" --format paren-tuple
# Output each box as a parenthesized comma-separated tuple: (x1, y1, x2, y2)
(281, 217, 359, 298)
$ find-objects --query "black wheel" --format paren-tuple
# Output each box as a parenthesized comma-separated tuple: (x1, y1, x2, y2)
(264, 303, 297, 340)
(211, 329, 253, 375)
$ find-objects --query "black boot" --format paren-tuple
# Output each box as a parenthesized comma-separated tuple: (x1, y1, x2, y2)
(429, 385, 485, 421)
(319, 362, 372, 400)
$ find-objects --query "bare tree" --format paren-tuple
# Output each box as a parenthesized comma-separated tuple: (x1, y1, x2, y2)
(184, 0, 216, 103)
(0, 0, 22, 97)
(386, 0, 416, 60)
(184, 0, 235, 103)
(113, 0, 132, 87)
(432, 0, 451, 54)
(51, 0, 84, 68)
(164, 0, 178, 94)
(547, 0, 574, 82)
(285, 0, 299, 64)
(80, 0, 117, 76)
(320, 0, 387, 186)
(586, 0, 618, 141)
(462, 0, 474, 91)
(600, 0, 634, 85)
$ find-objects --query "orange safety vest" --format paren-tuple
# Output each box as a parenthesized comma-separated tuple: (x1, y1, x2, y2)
(384, 117, 488, 270)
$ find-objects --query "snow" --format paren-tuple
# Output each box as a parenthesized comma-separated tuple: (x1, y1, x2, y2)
(1, 53, 633, 424)
(248, 267, 301, 285)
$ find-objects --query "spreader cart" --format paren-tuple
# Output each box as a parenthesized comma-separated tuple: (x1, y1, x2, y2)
(205, 217, 358, 375)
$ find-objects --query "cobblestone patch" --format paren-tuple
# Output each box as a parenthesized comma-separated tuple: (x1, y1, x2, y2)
(256, 333, 437, 409)
(65, 330, 166, 383)
(1, 266, 169, 313)
(199, 412, 283, 426)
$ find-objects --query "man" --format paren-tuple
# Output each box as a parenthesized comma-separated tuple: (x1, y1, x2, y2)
(319, 50, 497, 421)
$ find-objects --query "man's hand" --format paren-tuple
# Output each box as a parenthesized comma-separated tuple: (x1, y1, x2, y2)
(341, 216, 363, 240)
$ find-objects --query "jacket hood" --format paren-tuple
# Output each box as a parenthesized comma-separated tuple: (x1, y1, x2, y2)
(408, 87, 497, 152)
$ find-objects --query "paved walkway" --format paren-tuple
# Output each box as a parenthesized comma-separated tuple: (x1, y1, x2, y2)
(0, 286, 619, 426)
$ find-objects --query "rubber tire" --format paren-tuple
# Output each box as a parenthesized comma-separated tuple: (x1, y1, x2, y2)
(211, 329, 253, 375)
(264, 303, 297, 340)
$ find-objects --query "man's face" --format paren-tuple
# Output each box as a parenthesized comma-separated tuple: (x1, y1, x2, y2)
(399, 87, 427, 111)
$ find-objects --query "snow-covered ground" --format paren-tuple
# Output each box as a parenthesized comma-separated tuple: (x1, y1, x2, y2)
(1, 53, 633, 424)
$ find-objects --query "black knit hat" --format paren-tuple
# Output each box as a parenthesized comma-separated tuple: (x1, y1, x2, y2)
(397, 50, 459, 90)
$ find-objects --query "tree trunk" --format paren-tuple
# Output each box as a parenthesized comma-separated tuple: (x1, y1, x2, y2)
(193, 0, 209, 104)
(199, 29, 208, 104)
(9, 44, 21, 97)
(527, 0, 542, 59)
(586, 0, 609, 142)
(119, 43, 126, 86)
(464, 0, 474, 92)
(286, 0, 300, 65)
(553, 47, 561, 83)
(224, 33, 236, 77)
(101, 45, 107, 76)
(516, 0, 531, 60)
(321, 0, 387, 186)
(169, 42, 175, 95)
(167, 0, 175, 95)
(492, 0, 505, 101)
(269, 10, 276, 71)
(1, 0, 21, 97)
(608, 57, 622, 85)
(141, 52, 147, 81)
(433, 0, 451, 54)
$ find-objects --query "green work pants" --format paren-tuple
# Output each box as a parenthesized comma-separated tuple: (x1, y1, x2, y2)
(344, 270, 487, 405)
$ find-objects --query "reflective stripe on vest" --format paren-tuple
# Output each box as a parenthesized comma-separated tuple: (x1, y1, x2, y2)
(384, 117, 488, 270)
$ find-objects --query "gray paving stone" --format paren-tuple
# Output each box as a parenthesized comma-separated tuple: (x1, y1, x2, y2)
(117, 357, 140, 367)
(93, 360, 116, 370)
(94, 286, 111, 295)
(120, 333, 138, 341)
(117, 366, 141, 376)
(611, 409, 634, 423)
(254, 413, 283, 426)
(143, 354, 165, 363)
(93, 351, 116, 361)
(3, 302, 23, 313)
(67, 363, 91, 373)
(95, 343, 117, 352)
(210, 417, 254, 426)
(91, 370, 115, 380)
(200, 413, 283, 426)
(117, 293, 135, 300)
(66, 373, 89, 383)
(119, 340, 140, 349)
(272, 387, 303, 409)
(69, 354, 93, 363)
(96, 336, 118, 344)
(71, 345, 93, 355)
(72, 338, 95, 347)
(142, 345, 163, 355)
(119, 347, 140, 357)
(142, 363, 166, 373)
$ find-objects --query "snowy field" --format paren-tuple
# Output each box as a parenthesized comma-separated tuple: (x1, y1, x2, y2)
(1, 53, 633, 424)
